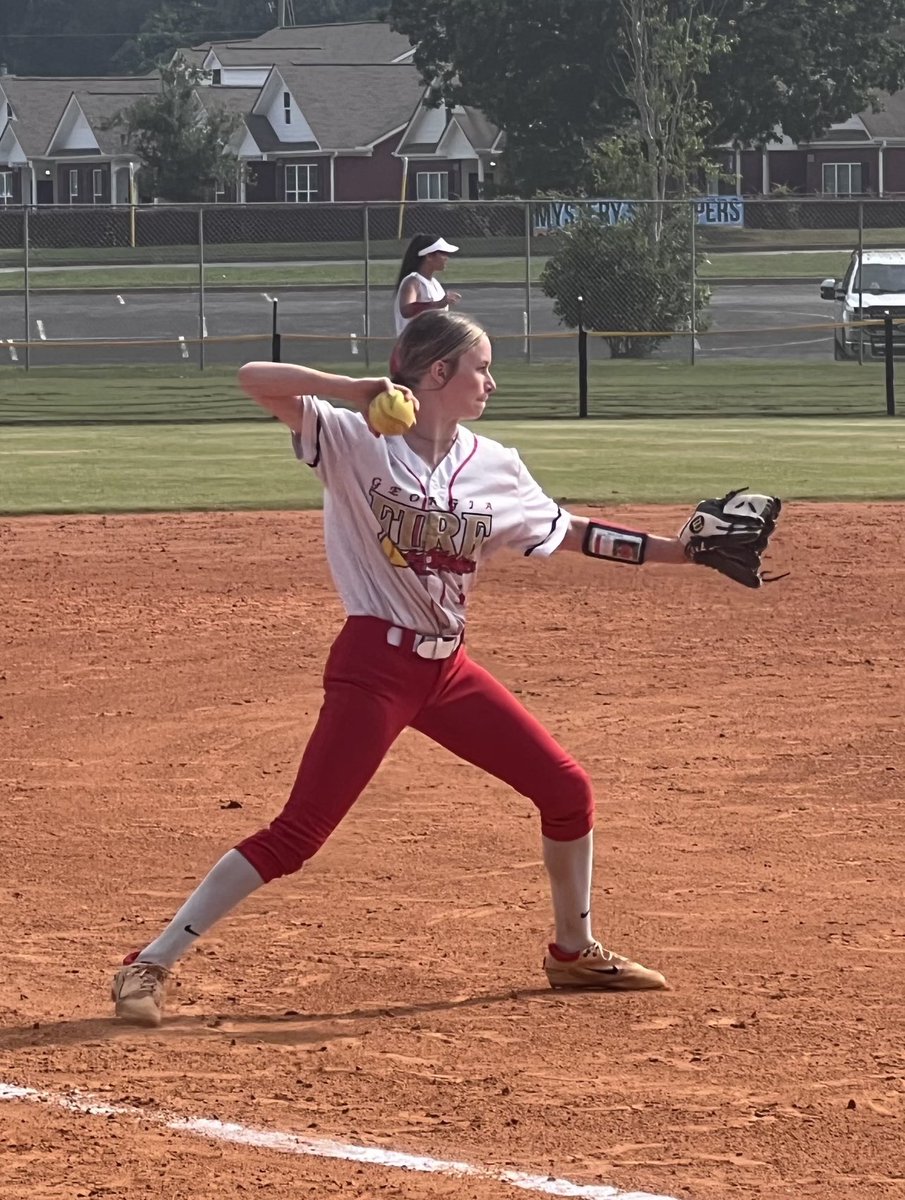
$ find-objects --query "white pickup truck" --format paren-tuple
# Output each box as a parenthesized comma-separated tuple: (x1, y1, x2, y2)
(820, 249, 905, 359)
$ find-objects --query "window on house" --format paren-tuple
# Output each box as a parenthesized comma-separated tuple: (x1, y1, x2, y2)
(822, 162, 863, 196)
(68, 168, 79, 202)
(92, 168, 104, 204)
(283, 91, 292, 125)
(416, 171, 449, 201)
(285, 163, 317, 203)
(0, 170, 13, 204)
(211, 68, 222, 85)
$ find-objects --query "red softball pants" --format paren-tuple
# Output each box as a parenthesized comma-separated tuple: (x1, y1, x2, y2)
(236, 616, 594, 882)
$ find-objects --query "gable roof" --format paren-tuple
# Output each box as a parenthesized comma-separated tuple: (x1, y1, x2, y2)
(200, 21, 412, 65)
(195, 86, 258, 119)
(0, 121, 28, 166)
(243, 114, 317, 154)
(2, 77, 157, 157)
(174, 47, 209, 69)
(74, 83, 160, 155)
(859, 91, 905, 140)
(273, 64, 425, 150)
(0, 78, 88, 156)
(456, 108, 501, 153)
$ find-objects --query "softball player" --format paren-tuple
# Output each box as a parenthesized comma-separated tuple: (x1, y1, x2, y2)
(393, 234, 462, 335)
(113, 312, 690, 1027)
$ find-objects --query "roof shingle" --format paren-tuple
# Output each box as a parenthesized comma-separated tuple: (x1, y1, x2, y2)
(200, 21, 412, 64)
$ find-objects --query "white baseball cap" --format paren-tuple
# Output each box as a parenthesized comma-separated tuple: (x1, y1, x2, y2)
(418, 237, 459, 256)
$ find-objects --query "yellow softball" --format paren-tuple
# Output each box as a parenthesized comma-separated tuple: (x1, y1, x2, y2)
(368, 389, 416, 436)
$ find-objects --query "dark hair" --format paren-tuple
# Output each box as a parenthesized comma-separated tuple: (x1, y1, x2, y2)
(395, 234, 444, 291)
(392, 311, 486, 390)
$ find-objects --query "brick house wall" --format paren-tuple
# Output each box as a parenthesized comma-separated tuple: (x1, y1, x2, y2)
(57, 162, 110, 204)
(739, 150, 763, 194)
(334, 133, 402, 201)
(246, 159, 324, 202)
(768, 149, 807, 192)
(881, 147, 905, 194)
(805, 147, 876, 194)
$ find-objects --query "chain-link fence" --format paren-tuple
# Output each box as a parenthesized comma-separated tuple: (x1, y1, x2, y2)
(2, 197, 905, 412)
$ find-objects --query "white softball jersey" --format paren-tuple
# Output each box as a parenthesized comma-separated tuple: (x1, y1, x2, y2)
(291, 395, 570, 636)
(393, 272, 447, 335)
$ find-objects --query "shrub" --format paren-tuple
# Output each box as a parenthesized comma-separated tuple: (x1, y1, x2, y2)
(540, 208, 710, 357)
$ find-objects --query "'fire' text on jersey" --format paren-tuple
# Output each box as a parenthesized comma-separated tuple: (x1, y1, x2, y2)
(369, 478, 493, 577)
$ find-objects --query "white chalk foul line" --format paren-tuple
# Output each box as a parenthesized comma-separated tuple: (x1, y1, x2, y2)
(0, 1081, 678, 1200)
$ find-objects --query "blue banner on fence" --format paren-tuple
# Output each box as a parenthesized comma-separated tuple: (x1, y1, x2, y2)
(533, 197, 744, 232)
(533, 201, 633, 231)
(694, 197, 744, 226)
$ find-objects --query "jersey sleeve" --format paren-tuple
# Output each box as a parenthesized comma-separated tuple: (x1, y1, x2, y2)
(506, 454, 571, 558)
(289, 394, 371, 485)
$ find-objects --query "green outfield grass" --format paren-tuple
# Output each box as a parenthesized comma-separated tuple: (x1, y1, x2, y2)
(1, 224, 900, 273)
(2, 415, 902, 516)
(0, 249, 860, 291)
(698, 251, 849, 280)
(2, 257, 528, 291)
(0, 360, 894, 425)
(1, 362, 901, 515)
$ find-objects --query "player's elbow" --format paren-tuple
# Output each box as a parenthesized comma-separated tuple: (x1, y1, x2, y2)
(237, 362, 272, 398)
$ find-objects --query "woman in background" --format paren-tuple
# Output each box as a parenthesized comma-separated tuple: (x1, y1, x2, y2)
(393, 234, 462, 336)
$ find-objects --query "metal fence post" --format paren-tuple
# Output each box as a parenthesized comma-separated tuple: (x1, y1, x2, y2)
(198, 207, 206, 371)
(884, 310, 896, 415)
(857, 201, 864, 366)
(23, 205, 30, 372)
(271, 298, 281, 362)
(363, 203, 371, 368)
(689, 199, 697, 366)
(524, 201, 533, 364)
(577, 294, 588, 418)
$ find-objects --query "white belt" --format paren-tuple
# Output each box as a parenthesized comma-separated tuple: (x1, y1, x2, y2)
(386, 625, 462, 660)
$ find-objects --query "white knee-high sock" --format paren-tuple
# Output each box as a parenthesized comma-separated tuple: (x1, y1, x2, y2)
(542, 831, 594, 952)
(136, 850, 265, 969)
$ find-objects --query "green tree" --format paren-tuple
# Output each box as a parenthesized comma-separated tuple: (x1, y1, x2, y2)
(112, 1, 276, 73)
(387, 0, 905, 194)
(388, 0, 628, 194)
(117, 62, 240, 201)
(1, 0, 147, 75)
(290, 0, 381, 18)
(618, 0, 725, 205)
(0, 0, 379, 77)
(706, 0, 905, 146)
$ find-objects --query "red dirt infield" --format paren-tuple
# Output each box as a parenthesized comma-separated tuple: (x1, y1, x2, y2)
(1, 504, 903, 1200)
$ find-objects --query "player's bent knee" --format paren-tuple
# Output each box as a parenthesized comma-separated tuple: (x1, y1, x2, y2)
(536, 761, 595, 842)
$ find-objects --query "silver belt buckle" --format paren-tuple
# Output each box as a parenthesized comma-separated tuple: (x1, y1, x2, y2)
(414, 634, 459, 660)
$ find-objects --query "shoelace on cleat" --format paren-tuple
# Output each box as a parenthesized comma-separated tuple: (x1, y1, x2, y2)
(126, 963, 168, 994)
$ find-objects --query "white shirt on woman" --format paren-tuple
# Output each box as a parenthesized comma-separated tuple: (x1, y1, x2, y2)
(291, 395, 569, 637)
(393, 272, 447, 336)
